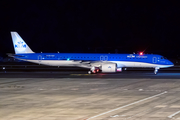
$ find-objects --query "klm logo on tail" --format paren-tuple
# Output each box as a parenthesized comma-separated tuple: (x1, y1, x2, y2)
(15, 41, 26, 48)
(14, 40, 27, 52)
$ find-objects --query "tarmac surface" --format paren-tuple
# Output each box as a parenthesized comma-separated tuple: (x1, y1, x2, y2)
(1, 70, 180, 79)
(1, 68, 180, 120)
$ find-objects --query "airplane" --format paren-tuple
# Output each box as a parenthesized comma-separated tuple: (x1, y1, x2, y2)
(9, 32, 174, 74)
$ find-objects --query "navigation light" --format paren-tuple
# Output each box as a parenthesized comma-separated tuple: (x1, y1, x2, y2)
(139, 52, 143, 55)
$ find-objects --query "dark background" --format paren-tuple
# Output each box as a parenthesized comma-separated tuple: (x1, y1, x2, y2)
(0, 0, 180, 59)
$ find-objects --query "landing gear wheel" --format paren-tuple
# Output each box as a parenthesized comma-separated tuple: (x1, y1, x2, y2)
(154, 69, 158, 75)
(88, 71, 91, 74)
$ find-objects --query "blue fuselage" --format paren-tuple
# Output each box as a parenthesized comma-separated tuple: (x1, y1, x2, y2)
(14, 53, 174, 68)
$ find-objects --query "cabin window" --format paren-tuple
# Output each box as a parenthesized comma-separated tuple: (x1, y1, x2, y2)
(161, 57, 167, 59)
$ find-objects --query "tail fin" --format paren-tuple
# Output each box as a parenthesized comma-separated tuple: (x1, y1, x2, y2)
(11, 32, 34, 54)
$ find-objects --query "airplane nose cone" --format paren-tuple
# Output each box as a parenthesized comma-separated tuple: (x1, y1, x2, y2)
(169, 61, 174, 66)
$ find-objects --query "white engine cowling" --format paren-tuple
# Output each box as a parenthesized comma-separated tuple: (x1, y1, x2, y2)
(101, 64, 117, 73)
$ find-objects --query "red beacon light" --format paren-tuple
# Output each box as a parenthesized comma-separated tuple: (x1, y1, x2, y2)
(139, 52, 143, 55)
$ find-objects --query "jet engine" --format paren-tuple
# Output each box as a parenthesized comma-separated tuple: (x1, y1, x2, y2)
(101, 63, 117, 73)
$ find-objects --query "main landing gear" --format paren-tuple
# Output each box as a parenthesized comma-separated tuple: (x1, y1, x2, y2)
(88, 67, 100, 74)
(154, 67, 159, 75)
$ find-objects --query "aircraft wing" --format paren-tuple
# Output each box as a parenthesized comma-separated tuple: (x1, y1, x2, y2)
(75, 60, 125, 69)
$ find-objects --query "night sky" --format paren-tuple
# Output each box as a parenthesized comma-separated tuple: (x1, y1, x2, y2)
(0, 1, 180, 58)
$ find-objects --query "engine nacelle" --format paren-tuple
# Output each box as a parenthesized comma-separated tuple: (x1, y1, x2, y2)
(101, 64, 117, 73)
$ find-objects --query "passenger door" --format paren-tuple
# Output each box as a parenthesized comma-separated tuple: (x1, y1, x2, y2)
(38, 55, 42, 64)
(152, 57, 157, 63)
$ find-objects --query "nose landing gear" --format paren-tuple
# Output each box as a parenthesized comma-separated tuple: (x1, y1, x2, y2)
(154, 67, 159, 75)
(154, 69, 158, 74)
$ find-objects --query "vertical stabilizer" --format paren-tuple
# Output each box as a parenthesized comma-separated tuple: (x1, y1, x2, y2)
(11, 32, 34, 54)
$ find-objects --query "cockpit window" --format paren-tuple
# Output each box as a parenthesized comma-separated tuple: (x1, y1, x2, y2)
(161, 57, 167, 59)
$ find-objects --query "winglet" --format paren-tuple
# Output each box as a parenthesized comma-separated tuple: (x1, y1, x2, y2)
(11, 32, 34, 54)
